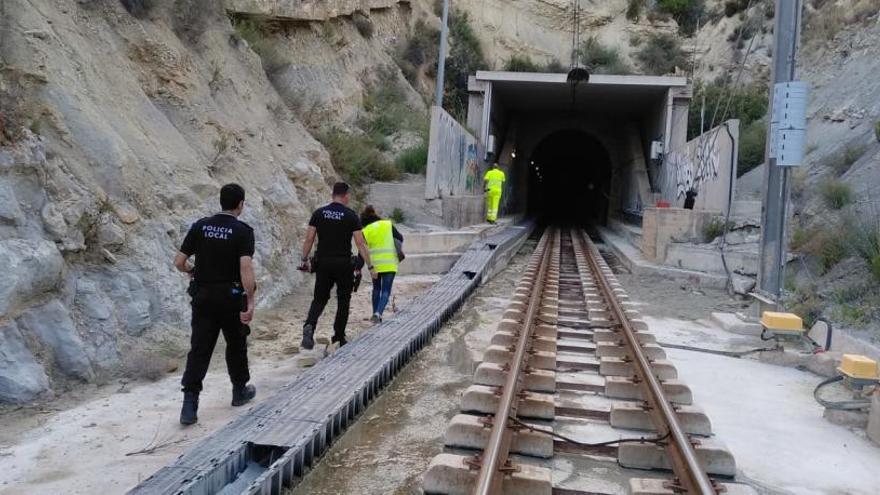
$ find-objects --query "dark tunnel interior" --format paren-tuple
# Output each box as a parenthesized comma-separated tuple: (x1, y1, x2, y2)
(526, 130, 613, 226)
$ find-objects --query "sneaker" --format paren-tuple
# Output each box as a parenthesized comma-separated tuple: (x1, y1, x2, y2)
(301, 323, 315, 350)
(231, 384, 256, 407)
(179, 391, 199, 425)
(370, 313, 382, 324)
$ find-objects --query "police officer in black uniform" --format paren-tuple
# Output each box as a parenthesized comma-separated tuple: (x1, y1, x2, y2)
(174, 183, 258, 425)
(299, 182, 376, 349)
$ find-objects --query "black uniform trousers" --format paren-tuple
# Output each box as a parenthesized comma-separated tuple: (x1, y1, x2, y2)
(305, 257, 354, 342)
(181, 291, 250, 393)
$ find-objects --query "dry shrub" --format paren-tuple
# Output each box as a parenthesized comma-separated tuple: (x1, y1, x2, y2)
(121, 349, 173, 382)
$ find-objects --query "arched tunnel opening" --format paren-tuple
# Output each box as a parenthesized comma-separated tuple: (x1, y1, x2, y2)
(526, 130, 612, 227)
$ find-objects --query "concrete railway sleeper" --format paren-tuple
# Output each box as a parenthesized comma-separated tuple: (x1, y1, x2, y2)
(422, 229, 757, 495)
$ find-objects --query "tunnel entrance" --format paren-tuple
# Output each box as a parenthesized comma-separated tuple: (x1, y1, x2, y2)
(527, 130, 612, 226)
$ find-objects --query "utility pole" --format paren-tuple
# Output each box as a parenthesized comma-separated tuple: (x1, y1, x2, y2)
(435, 0, 450, 107)
(758, 0, 804, 304)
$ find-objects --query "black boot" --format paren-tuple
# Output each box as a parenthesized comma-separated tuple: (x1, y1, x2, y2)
(331, 333, 347, 347)
(231, 383, 256, 407)
(301, 323, 315, 350)
(180, 391, 199, 425)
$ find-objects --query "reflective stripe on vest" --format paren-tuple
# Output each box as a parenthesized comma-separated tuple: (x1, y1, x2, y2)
(362, 220, 398, 273)
(485, 169, 506, 192)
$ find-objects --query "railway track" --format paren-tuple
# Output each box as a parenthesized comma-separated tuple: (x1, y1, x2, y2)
(423, 228, 753, 495)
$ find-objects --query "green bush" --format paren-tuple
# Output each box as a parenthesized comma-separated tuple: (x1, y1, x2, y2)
(579, 37, 631, 74)
(875, 121, 880, 143)
(391, 208, 406, 224)
(844, 213, 880, 282)
(635, 33, 689, 75)
(233, 19, 287, 73)
(687, 82, 768, 139)
(360, 68, 428, 142)
(627, 0, 646, 20)
(443, 9, 489, 121)
(702, 217, 735, 242)
(503, 55, 542, 72)
(827, 143, 867, 175)
(316, 129, 400, 186)
(396, 140, 429, 174)
(724, 0, 750, 16)
(737, 119, 767, 176)
(657, 0, 705, 36)
(819, 235, 848, 273)
(820, 179, 853, 210)
(544, 59, 567, 73)
(788, 287, 824, 328)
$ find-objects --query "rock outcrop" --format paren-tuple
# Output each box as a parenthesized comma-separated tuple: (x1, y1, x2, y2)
(0, 0, 333, 402)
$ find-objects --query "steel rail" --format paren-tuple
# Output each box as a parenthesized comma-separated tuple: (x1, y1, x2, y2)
(575, 231, 716, 495)
(473, 228, 558, 495)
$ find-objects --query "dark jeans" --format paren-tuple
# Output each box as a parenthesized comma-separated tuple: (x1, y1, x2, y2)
(371, 272, 396, 316)
(305, 257, 354, 342)
(181, 302, 249, 393)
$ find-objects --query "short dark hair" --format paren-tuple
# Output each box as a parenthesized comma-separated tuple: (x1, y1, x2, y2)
(220, 183, 245, 211)
(332, 182, 350, 197)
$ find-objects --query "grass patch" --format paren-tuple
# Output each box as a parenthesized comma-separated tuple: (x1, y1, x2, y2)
(844, 213, 880, 282)
(503, 55, 543, 72)
(875, 121, 880, 143)
(579, 37, 631, 75)
(627, 0, 647, 20)
(391, 208, 406, 224)
(353, 12, 375, 39)
(702, 217, 735, 242)
(820, 179, 853, 210)
(396, 140, 429, 174)
(827, 143, 866, 175)
(395, 20, 440, 85)
(737, 119, 767, 176)
(443, 9, 489, 121)
(656, 0, 705, 36)
(787, 286, 824, 328)
(233, 18, 287, 73)
(635, 33, 689, 75)
(316, 129, 400, 186)
(792, 225, 848, 274)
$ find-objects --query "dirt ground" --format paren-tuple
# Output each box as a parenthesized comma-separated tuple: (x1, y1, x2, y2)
(0, 274, 437, 495)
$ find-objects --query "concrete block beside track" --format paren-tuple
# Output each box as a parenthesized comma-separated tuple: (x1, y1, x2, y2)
(474, 362, 556, 392)
(443, 414, 554, 458)
(596, 342, 667, 360)
(610, 402, 712, 436)
(423, 453, 551, 495)
(618, 437, 736, 477)
(604, 376, 693, 404)
(483, 345, 556, 370)
(600, 357, 678, 380)
(460, 385, 555, 419)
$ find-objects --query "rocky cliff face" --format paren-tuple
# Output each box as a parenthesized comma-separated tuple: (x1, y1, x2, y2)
(0, 0, 334, 403)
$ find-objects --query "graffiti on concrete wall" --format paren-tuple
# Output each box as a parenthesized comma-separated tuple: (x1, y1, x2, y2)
(658, 124, 735, 212)
(666, 140, 720, 199)
(426, 106, 482, 198)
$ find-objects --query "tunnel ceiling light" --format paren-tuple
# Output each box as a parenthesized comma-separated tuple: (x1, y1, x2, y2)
(511, 151, 517, 158)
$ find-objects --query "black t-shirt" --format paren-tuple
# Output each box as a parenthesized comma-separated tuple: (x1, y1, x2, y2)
(180, 213, 255, 283)
(309, 202, 362, 259)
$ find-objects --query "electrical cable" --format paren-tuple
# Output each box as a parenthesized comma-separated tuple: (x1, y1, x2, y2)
(813, 375, 874, 411)
(507, 416, 671, 447)
(657, 341, 780, 358)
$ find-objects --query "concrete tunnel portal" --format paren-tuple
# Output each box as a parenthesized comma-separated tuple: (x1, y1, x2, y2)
(424, 71, 705, 228)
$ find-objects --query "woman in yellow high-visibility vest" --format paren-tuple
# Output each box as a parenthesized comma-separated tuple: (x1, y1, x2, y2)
(360, 206, 404, 323)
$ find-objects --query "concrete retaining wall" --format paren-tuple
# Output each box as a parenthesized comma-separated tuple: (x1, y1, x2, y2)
(641, 207, 714, 262)
(425, 106, 484, 201)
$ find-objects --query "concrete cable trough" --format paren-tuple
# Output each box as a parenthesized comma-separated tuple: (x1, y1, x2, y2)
(129, 222, 533, 495)
(423, 228, 758, 495)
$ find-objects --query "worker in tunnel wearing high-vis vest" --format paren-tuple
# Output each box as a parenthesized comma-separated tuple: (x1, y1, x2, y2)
(360, 206, 403, 324)
(483, 163, 506, 224)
